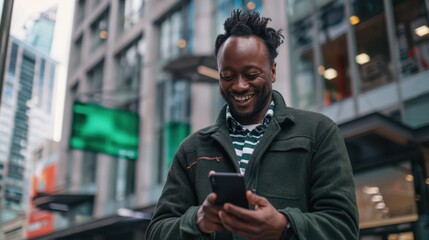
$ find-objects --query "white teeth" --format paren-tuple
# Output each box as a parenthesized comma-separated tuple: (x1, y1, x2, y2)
(234, 95, 252, 101)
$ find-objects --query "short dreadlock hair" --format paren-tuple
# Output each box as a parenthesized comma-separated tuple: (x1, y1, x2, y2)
(215, 9, 284, 65)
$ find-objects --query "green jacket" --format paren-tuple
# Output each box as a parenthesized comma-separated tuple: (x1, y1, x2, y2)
(146, 91, 359, 240)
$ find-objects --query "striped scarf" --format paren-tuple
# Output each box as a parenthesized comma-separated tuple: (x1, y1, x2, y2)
(226, 101, 274, 175)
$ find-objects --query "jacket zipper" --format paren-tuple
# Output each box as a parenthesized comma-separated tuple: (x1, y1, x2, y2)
(187, 156, 221, 170)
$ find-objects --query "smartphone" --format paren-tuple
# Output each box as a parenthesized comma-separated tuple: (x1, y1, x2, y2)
(209, 172, 249, 209)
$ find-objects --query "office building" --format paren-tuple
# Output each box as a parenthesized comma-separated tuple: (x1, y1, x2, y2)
(33, 0, 428, 239)
(0, 6, 58, 238)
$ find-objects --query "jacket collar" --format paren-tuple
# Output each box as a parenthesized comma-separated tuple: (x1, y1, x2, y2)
(200, 90, 295, 135)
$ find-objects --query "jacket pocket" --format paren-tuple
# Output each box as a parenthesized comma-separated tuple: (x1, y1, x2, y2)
(257, 137, 312, 210)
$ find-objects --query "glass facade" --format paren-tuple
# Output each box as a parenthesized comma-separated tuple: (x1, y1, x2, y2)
(287, 0, 429, 239)
(287, 0, 429, 124)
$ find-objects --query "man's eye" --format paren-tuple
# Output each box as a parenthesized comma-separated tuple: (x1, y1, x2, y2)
(221, 75, 234, 81)
(246, 73, 260, 79)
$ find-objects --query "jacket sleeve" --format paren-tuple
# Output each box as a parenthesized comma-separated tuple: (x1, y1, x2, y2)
(280, 122, 359, 240)
(145, 146, 211, 240)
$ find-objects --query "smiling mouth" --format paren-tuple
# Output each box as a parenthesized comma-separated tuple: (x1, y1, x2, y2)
(233, 94, 254, 103)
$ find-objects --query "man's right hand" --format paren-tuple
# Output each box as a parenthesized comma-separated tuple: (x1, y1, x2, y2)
(196, 192, 226, 234)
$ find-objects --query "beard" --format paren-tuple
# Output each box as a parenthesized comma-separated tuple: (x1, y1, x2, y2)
(220, 88, 271, 124)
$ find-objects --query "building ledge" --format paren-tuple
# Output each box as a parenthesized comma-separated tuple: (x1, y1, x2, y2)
(33, 192, 94, 212)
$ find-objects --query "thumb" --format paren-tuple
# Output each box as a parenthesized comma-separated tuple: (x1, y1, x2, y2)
(246, 190, 269, 208)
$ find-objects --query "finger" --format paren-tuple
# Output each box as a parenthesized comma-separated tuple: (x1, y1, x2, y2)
(219, 210, 256, 235)
(246, 191, 269, 208)
(208, 170, 216, 176)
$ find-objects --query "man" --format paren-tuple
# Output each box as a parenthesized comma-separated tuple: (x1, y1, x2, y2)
(146, 9, 359, 240)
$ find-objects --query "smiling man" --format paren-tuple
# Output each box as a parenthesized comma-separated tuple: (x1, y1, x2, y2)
(146, 10, 359, 240)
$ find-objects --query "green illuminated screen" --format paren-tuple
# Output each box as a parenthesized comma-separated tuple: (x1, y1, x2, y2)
(70, 102, 139, 159)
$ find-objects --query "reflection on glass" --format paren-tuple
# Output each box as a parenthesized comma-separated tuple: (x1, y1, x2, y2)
(288, 0, 317, 109)
(121, 0, 145, 31)
(352, 0, 392, 93)
(90, 10, 109, 50)
(393, 0, 429, 78)
(355, 161, 418, 229)
(116, 37, 144, 93)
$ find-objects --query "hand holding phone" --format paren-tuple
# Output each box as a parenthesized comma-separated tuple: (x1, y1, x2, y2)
(209, 172, 249, 209)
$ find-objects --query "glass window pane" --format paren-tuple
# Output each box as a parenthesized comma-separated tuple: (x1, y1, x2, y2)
(352, 0, 393, 93)
(87, 61, 104, 91)
(121, 0, 145, 31)
(91, 9, 109, 50)
(319, 0, 351, 106)
(288, 0, 317, 109)
(355, 161, 418, 229)
(393, 0, 429, 78)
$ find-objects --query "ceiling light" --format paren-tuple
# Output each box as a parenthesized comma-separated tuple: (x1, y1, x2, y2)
(247, 1, 256, 10)
(356, 53, 370, 65)
(415, 25, 429, 37)
(99, 30, 108, 39)
(375, 202, 386, 209)
(177, 39, 187, 49)
(371, 194, 383, 202)
(197, 65, 219, 80)
(323, 68, 337, 80)
(349, 16, 360, 25)
(406, 174, 414, 182)
(363, 186, 379, 194)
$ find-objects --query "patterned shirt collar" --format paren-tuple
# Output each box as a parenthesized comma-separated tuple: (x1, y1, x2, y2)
(226, 101, 275, 134)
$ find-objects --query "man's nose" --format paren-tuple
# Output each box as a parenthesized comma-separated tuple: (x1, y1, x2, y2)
(233, 75, 249, 91)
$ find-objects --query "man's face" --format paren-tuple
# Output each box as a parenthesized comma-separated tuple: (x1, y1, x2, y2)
(217, 35, 276, 125)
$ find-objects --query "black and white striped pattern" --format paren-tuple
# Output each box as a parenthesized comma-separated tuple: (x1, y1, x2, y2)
(226, 101, 274, 175)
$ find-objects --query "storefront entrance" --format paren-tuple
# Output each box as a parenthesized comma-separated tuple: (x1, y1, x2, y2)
(339, 113, 429, 240)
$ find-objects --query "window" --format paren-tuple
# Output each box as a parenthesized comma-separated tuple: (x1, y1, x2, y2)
(393, 0, 429, 78)
(158, 2, 194, 60)
(120, 0, 145, 32)
(36, 59, 46, 106)
(355, 161, 418, 230)
(116, 37, 144, 96)
(156, 80, 191, 182)
(73, 35, 83, 68)
(91, 9, 109, 50)
(7, 43, 18, 77)
(87, 61, 104, 93)
(81, 152, 97, 191)
(46, 63, 55, 113)
(287, 0, 317, 109)
(110, 158, 135, 200)
(75, 0, 86, 25)
(319, 0, 351, 106)
(352, 0, 393, 93)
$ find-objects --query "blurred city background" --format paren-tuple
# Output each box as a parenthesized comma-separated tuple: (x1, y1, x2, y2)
(0, 0, 428, 239)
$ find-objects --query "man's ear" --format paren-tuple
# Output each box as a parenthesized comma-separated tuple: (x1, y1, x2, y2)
(271, 62, 277, 83)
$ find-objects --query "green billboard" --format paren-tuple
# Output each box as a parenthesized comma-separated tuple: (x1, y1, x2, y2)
(70, 102, 139, 159)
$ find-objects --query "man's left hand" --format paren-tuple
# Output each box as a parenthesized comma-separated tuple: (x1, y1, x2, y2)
(218, 190, 288, 240)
